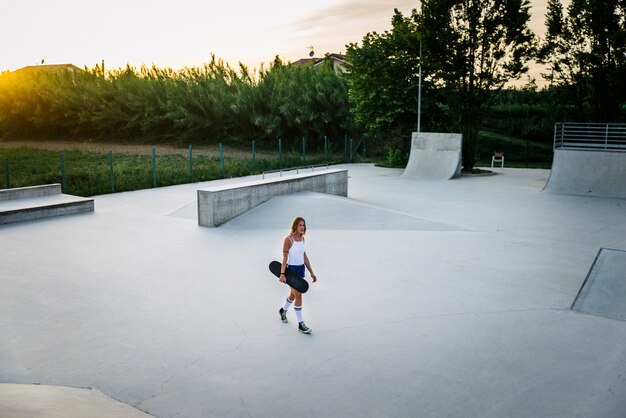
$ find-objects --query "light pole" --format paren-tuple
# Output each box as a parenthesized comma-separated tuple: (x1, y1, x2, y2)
(417, 40, 422, 133)
(417, 0, 423, 133)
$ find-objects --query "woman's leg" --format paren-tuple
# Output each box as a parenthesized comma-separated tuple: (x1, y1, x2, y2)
(291, 289, 302, 306)
(279, 290, 296, 323)
(283, 292, 294, 311)
(292, 290, 304, 323)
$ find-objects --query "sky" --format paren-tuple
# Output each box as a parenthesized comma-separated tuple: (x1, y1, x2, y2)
(3, 0, 552, 80)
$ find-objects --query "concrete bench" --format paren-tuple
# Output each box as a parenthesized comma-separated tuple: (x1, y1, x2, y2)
(198, 168, 348, 227)
(0, 184, 94, 225)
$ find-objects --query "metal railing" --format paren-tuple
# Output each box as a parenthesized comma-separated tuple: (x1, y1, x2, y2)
(554, 122, 626, 152)
(262, 164, 329, 179)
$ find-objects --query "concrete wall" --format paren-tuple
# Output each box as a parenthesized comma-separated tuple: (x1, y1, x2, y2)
(545, 149, 626, 198)
(402, 132, 462, 180)
(0, 184, 61, 201)
(198, 169, 348, 227)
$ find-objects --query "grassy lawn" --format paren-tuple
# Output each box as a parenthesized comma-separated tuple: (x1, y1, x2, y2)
(476, 130, 553, 168)
(0, 146, 341, 197)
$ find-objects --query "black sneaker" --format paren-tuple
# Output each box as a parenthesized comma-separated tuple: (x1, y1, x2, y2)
(279, 308, 288, 323)
(298, 322, 312, 334)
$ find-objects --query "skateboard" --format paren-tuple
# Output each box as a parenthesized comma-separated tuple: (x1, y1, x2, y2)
(268, 261, 309, 293)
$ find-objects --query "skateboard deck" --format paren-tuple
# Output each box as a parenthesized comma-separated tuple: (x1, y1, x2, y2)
(269, 261, 309, 293)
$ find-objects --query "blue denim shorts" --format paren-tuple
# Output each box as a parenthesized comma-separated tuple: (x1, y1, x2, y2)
(287, 264, 305, 278)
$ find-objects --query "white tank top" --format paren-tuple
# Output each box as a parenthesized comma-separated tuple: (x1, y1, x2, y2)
(288, 236, 305, 265)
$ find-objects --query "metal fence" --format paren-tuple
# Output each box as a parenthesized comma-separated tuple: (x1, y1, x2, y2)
(1, 136, 365, 193)
(554, 122, 626, 152)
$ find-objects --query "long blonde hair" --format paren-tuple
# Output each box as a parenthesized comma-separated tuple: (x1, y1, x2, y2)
(289, 216, 306, 236)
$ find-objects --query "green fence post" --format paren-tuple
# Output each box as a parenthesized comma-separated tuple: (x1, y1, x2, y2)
(324, 136, 328, 161)
(302, 137, 306, 163)
(152, 147, 157, 188)
(278, 138, 283, 169)
(252, 140, 256, 174)
(3, 158, 9, 189)
(60, 153, 66, 193)
(349, 137, 353, 161)
(189, 144, 193, 183)
(108, 151, 115, 193)
(344, 134, 348, 161)
(362, 135, 366, 156)
(526, 140, 529, 168)
(219, 143, 225, 178)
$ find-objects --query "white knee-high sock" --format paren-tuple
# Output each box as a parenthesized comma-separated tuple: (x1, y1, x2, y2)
(283, 297, 293, 311)
(294, 305, 303, 323)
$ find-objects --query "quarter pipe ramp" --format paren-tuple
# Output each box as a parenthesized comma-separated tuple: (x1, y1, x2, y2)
(401, 132, 462, 180)
(544, 149, 626, 199)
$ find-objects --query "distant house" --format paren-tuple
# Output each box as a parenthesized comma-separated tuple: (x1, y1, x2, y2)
(12, 64, 84, 75)
(291, 58, 319, 67)
(292, 54, 348, 73)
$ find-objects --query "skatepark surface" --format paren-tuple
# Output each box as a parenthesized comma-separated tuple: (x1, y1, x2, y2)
(1, 164, 625, 418)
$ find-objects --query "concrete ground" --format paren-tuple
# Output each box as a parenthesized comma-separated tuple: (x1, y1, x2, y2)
(1, 164, 625, 418)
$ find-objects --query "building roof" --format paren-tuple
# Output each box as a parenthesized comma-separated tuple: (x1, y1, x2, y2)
(291, 58, 319, 67)
(13, 64, 83, 74)
(291, 54, 347, 67)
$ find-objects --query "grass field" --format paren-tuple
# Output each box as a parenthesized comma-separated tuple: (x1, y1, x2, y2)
(475, 130, 553, 168)
(0, 145, 342, 197)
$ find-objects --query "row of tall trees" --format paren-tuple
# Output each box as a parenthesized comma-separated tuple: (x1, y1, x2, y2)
(0, 56, 355, 151)
(538, 0, 626, 123)
(345, 0, 626, 171)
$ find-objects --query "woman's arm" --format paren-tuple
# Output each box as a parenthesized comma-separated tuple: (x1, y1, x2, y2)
(304, 252, 317, 283)
(280, 236, 291, 283)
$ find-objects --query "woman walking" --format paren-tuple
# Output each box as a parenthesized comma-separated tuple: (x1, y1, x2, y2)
(278, 216, 317, 334)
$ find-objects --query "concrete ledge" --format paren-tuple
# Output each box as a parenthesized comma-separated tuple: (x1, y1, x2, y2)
(0, 184, 94, 225)
(198, 168, 348, 227)
(0, 198, 94, 225)
(0, 184, 62, 201)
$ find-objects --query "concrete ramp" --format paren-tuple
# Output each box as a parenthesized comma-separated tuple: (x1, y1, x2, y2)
(571, 248, 626, 321)
(402, 132, 462, 180)
(220, 191, 464, 231)
(0, 384, 155, 418)
(544, 149, 626, 198)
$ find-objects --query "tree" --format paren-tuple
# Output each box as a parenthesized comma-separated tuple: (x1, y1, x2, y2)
(344, 9, 448, 152)
(421, 0, 535, 171)
(538, 0, 626, 122)
(253, 56, 354, 148)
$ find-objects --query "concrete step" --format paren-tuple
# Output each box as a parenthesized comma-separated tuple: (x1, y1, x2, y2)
(0, 184, 94, 225)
